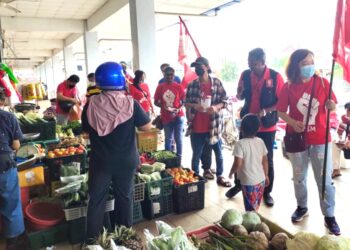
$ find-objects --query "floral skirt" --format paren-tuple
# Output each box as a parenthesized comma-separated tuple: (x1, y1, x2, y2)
(242, 181, 265, 211)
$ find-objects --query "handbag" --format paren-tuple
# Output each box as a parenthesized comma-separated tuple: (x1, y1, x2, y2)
(152, 115, 163, 130)
(343, 124, 350, 159)
(261, 111, 279, 128)
(283, 77, 315, 153)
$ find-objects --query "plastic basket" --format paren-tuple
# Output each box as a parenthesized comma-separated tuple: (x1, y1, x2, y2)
(156, 151, 181, 168)
(186, 224, 232, 239)
(64, 199, 114, 221)
(134, 181, 145, 202)
(145, 171, 173, 199)
(136, 128, 158, 153)
(21, 120, 56, 141)
(141, 194, 173, 220)
(28, 222, 68, 250)
(172, 175, 205, 214)
(132, 202, 143, 224)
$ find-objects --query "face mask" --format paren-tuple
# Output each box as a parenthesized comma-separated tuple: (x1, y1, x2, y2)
(195, 67, 205, 76)
(300, 65, 315, 78)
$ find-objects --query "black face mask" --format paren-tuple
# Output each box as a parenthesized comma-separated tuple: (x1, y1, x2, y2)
(195, 67, 205, 76)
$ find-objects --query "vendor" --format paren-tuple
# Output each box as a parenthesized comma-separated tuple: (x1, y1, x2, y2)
(56, 74, 80, 125)
(82, 62, 151, 242)
(0, 89, 30, 250)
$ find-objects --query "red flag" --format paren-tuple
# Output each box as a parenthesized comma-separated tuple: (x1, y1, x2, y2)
(333, 0, 350, 83)
(178, 16, 201, 89)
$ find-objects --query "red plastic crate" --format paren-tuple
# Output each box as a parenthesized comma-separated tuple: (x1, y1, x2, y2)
(186, 224, 232, 240)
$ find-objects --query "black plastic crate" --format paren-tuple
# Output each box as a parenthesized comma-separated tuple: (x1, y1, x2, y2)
(132, 202, 143, 224)
(172, 175, 205, 214)
(141, 194, 173, 220)
(158, 155, 181, 168)
(144, 171, 173, 199)
(44, 153, 87, 181)
(21, 120, 56, 141)
(28, 222, 68, 250)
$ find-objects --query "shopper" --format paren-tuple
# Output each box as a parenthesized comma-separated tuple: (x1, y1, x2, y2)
(86, 72, 101, 98)
(129, 70, 154, 117)
(277, 49, 340, 235)
(56, 74, 80, 125)
(229, 114, 269, 211)
(154, 66, 185, 157)
(185, 56, 231, 187)
(0, 89, 30, 250)
(337, 102, 350, 149)
(158, 63, 182, 84)
(226, 48, 284, 206)
(82, 62, 151, 242)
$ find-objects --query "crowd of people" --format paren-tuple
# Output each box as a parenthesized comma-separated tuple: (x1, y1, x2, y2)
(1, 47, 349, 248)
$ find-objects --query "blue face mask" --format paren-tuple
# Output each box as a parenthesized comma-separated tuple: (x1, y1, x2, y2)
(300, 65, 315, 78)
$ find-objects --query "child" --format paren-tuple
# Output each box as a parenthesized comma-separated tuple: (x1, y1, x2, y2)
(228, 114, 269, 211)
(43, 98, 57, 119)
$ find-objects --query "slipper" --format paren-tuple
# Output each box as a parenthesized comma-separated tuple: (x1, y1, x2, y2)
(203, 170, 215, 180)
(332, 173, 342, 179)
(217, 176, 232, 187)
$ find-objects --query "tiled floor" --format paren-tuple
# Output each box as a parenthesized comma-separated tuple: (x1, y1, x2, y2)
(1, 139, 350, 249)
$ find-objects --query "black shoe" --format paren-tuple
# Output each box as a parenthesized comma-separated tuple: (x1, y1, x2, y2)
(264, 193, 274, 207)
(324, 216, 341, 236)
(225, 185, 241, 198)
(291, 206, 309, 222)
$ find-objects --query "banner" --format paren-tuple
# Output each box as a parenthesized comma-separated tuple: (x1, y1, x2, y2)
(333, 0, 350, 83)
(178, 16, 201, 89)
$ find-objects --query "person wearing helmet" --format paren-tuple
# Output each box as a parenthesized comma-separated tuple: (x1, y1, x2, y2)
(82, 62, 152, 242)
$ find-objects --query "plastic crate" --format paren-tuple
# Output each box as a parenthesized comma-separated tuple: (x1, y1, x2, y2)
(145, 171, 173, 199)
(28, 222, 68, 250)
(21, 120, 56, 141)
(44, 152, 87, 181)
(141, 194, 173, 220)
(136, 128, 159, 153)
(64, 199, 114, 221)
(172, 175, 205, 214)
(132, 202, 143, 224)
(134, 181, 145, 202)
(156, 151, 181, 168)
(186, 224, 232, 239)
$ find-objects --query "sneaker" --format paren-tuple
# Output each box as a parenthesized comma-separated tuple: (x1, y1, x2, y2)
(225, 185, 241, 198)
(263, 193, 274, 207)
(324, 216, 341, 235)
(291, 206, 309, 222)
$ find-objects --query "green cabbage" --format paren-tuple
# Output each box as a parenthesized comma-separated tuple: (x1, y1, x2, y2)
(242, 211, 261, 232)
(286, 231, 320, 250)
(316, 235, 350, 250)
(221, 209, 243, 230)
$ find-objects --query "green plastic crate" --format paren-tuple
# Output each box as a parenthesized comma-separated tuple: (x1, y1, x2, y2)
(132, 202, 143, 224)
(144, 171, 173, 199)
(28, 223, 68, 250)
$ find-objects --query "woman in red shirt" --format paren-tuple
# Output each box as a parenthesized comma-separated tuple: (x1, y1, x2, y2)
(129, 70, 154, 117)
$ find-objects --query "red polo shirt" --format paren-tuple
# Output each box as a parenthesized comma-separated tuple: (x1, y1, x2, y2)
(56, 81, 78, 114)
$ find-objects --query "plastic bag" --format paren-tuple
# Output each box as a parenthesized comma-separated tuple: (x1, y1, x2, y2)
(55, 180, 82, 194)
(84, 240, 131, 250)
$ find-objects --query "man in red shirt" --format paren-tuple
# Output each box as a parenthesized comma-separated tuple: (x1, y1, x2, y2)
(56, 74, 80, 125)
(226, 48, 284, 206)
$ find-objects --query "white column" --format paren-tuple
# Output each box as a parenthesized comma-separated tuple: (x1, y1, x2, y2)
(83, 30, 99, 74)
(45, 58, 55, 99)
(129, 0, 157, 91)
(63, 46, 76, 78)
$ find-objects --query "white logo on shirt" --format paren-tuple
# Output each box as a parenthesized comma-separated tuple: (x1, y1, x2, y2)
(296, 92, 320, 127)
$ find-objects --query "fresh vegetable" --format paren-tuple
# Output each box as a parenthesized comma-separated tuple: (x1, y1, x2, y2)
(269, 232, 289, 250)
(152, 150, 177, 161)
(254, 222, 271, 240)
(242, 211, 261, 232)
(140, 164, 155, 174)
(47, 144, 86, 158)
(286, 231, 320, 250)
(221, 209, 243, 231)
(153, 162, 166, 172)
(248, 231, 268, 250)
(316, 235, 350, 250)
(231, 224, 248, 236)
(150, 172, 161, 181)
(137, 173, 152, 183)
(167, 168, 199, 186)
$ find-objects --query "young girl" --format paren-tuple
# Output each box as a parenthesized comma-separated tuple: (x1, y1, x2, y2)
(228, 114, 269, 211)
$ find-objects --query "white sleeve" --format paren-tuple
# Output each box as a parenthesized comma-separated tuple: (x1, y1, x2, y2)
(233, 141, 244, 158)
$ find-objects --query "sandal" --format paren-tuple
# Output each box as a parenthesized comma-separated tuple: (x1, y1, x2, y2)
(203, 170, 215, 180)
(217, 176, 232, 187)
(332, 170, 342, 179)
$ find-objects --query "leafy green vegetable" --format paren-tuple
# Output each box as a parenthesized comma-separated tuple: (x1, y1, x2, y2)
(286, 231, 320, 250)
(316, 235, 350, 250)
(221, 209, 243, 230)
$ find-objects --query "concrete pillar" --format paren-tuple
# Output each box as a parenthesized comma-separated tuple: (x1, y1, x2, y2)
(63, 46, 76, 78)
(83, 29, 99, 74)
(45, 58, 55, 99)
(129, 0, 158, 91)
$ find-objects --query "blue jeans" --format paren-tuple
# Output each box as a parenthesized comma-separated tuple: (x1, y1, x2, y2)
(0, 168, 25, 238)
(288, 143, 335, 217)
(190, 133, 224, 177)
(163, 117, 185, 156)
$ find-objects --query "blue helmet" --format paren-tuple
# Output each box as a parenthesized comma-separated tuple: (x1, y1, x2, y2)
(95, 62, 126, 90)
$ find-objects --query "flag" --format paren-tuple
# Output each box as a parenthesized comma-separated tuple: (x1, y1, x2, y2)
(333, 0, 350, 84)
(178, 16, 201, 89)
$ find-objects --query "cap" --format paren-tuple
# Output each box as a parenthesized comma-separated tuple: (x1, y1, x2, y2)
(190, 56, 209, 67)
(345, 102, 350, 110)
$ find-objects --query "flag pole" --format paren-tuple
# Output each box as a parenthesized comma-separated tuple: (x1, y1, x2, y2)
(178, 16, 201, 56)
(322, 59, 336, 200)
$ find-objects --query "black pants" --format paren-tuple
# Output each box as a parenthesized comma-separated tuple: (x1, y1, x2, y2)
(86, 165, 135, 241)
(234, 131, 276, 195)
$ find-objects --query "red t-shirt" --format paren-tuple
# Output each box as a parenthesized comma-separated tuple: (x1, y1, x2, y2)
(154, 82, 185, 124)
(56, 81, 78, 114)
(193, 82, 212, 133)
(277, 76, 337, 145)
(129, 83, 152, 113)
(237, 68, 284, 132)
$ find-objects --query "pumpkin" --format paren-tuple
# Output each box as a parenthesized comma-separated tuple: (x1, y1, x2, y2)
(269, 232, 289, 250)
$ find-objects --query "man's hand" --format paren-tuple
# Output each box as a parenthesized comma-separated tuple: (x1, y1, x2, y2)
(194, 104, 206, 112)
(207, 105, 218, 115)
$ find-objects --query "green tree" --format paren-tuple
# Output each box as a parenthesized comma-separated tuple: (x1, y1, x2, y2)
(220, 60, 238, 82)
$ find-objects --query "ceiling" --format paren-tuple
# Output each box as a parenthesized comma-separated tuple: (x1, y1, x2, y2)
(0, 0, 239, 69)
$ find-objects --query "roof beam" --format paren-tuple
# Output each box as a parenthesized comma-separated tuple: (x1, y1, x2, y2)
(12, 39, 64, 50)
(13, 49, 53, 57)
(1, 17, 84, 32)
(64, 33, 81, 47)
(87, 0, 128, 31)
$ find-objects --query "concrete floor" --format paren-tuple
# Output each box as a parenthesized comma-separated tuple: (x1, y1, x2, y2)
(1, 139, 350, 249)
